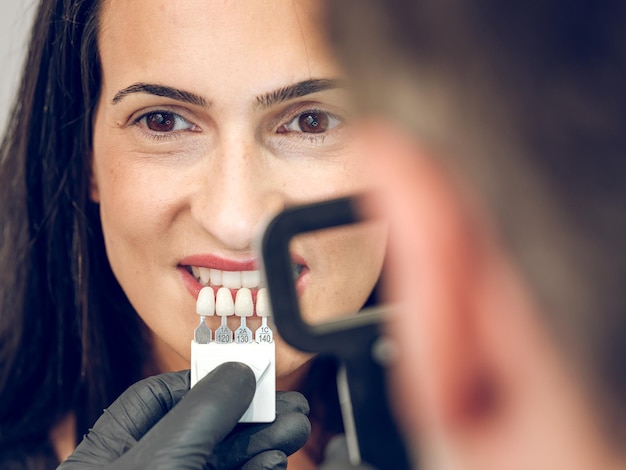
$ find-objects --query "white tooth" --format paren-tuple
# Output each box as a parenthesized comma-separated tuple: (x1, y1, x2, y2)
(216, 287, 234, 316)
(241, 270, 261, 288)
(234, 288, 253, 317)
(196, 286, 215, 316)
(198, 267, 210, 285)
(191, 266, 201, 281)
(222, 271, 242, 289)
(255, 288, 271, 317)
(210, 269, 222, 286)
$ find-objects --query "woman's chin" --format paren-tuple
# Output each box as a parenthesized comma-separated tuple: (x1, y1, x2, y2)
(275, 342, 315, 390)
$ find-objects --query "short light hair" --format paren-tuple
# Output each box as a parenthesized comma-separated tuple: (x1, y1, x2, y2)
(329, 0, 626, 440)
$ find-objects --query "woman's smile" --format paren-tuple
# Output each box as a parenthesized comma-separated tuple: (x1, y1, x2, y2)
(181, 260, 306, 294)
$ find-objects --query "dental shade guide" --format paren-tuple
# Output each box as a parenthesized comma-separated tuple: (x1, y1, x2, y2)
(234, 288, 253, 344)
(254, 288, 273, 343)
(191, 286, 276, 423)
(193, 286, 214, 344)
(215, 287, 234, 343)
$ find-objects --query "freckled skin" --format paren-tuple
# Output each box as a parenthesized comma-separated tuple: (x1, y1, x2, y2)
(91, 0, 387, 390)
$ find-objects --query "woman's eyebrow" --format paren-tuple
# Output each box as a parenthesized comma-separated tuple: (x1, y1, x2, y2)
(111, 79, 342, 108)
(255, 78, 343, 109)
(111, 83, 210, 107)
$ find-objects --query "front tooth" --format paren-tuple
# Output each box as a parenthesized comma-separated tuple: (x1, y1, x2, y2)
(216, 287, 234, 316)
(241, 270, 261, 288)
(191, 266, 201, 280)
(198, 267, 210, 285)
(222, 271, 242, 289)
(196, 286, 215, 316)
(210, 269, 222, 286)
(235, 288, 253, 317)
(256, 288, 271, 317)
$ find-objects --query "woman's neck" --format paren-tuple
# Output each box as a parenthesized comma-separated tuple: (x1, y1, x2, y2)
(50, 413, 76, 463)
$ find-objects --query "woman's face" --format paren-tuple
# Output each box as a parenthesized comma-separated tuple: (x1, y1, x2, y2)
(91, 0, 386, 387)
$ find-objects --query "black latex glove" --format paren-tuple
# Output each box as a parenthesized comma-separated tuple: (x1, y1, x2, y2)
(58, 362, 310, 470)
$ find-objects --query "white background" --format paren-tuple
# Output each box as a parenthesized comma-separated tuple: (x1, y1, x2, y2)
(0, 1, 37, 134)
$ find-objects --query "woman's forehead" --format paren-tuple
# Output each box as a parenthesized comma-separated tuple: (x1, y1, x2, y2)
(97, 0, 343, 104)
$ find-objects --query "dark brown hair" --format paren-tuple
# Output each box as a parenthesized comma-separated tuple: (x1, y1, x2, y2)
(0, 0, 148, 466)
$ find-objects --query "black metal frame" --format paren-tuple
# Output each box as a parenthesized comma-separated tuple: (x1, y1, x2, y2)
(261, 196, 412, 470)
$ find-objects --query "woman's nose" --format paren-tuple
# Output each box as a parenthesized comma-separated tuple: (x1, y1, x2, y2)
(190, 140, 285, 250)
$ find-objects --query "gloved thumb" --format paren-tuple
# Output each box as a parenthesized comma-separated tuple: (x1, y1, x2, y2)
(60, 362, 255, 469)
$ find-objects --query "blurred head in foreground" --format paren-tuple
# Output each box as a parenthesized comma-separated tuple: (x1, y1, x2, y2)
(328, 1, 626, 468)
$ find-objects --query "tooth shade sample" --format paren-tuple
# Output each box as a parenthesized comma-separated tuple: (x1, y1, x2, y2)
(235, 288, 253, 317)
(242, 270, 261, 288)
(198, 267, 210, 284)
(222, 271, 242, 289)
(216, 287, 235, 316)
(196, 286, 215, 316)
(256, 288, 270, 317)
(209, 268, 222, 286)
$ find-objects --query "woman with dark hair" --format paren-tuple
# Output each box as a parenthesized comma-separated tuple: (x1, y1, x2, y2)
(0, 0, 386, 468)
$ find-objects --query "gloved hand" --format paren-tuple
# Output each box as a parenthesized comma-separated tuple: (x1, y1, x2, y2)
(58, 362, 310, 470)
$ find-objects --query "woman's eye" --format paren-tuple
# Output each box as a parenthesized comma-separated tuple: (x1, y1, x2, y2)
(137, 111, 194, 133)
(278, 111, 340, 135)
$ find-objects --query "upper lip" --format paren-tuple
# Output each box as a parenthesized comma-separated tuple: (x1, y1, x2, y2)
(179, 254, 259, 271)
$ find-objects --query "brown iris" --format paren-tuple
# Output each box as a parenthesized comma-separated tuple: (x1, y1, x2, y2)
(298, 112, 329, 133)
(146, 112, 176, 132)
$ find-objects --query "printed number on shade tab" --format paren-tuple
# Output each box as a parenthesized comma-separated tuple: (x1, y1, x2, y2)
(191, 286, 276, 423)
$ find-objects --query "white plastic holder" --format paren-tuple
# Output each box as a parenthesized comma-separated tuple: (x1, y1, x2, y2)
(190, 340, 276, 423)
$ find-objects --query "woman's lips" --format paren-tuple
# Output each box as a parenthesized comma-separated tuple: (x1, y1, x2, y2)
(178, 254, 307, 302)
(179, 254, 258, 271)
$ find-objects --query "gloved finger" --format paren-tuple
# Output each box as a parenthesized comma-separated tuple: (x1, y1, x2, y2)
(116, 362, 255, 469)
(59, 370, 191, 467)
(208, 391, 311, 469)
(240, 450, 288, 470)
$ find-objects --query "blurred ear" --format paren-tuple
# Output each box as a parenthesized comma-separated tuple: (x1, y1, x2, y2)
(358, 119, 522, 441)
